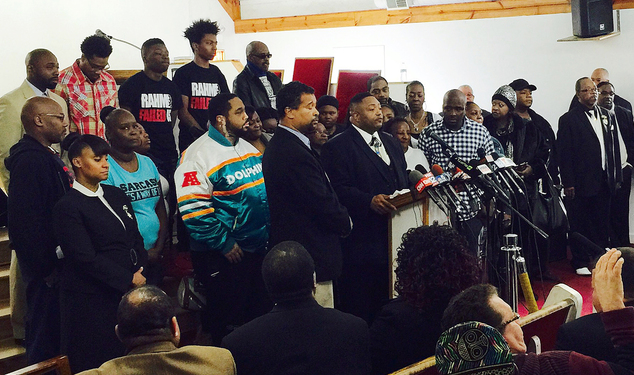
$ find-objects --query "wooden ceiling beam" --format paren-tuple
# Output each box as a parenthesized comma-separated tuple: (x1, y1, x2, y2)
(233, 0, 634, 33)
(218, 0, 241, 21)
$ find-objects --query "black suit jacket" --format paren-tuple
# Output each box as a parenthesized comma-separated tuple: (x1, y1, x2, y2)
(557, 106, 620, 197)
(614, 105, 634, 165)
(233, 64, 283, 109)
(262, 127, 351, 282)
(321, 127, 408, 265)
(555, 312, 616, 362)
(222, 297, 371, 375)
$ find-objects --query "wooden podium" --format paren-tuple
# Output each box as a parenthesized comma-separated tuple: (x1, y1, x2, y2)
(387, 190, 449, 297)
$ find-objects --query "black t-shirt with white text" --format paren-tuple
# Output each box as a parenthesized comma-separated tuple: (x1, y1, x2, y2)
(172, 61, 230, 150)
(118, 72, 183, 167)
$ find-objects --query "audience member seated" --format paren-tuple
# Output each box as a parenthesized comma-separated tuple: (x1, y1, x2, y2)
(101, 107, 168, 285)
(441, 249, 634, 375)
(54, 133, 147, 373)
(435, 321, 516, 375)
(307, 120, 329, 155)
(368, 75, 408, 117)
(222, 241, 371, 375)
(54, 35, 117, 138)
(370, 225, 480, 375)
(233, 41, 282, 109)
(257, 106, 279, 136)
(556, 247, 634, 362)
(382, 117, 429, 171)
(317, 95, 346, 138)
(77, 285, 236, 375)
(381, 104, 395, 122)
(238, 105, 268, 153)
(405, 81, 441, 143)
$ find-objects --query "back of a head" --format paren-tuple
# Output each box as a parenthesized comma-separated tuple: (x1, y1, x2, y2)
(435, 321, 516, 375)
(117, 285, 176, 342)
(262, 241, 315, 303)
(441, 284, 503, 331)
(617, 247, 634, 301)
(395, 225, 481, 311)
(81, 35, 113, 58)
(276, 81, 314, 119)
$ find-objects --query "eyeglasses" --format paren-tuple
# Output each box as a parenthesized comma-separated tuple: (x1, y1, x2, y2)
(251, 53, 272, 59)
(87, 59, 110, 72)
(39, 113, 65, 121)
(497, 313, 520, 330)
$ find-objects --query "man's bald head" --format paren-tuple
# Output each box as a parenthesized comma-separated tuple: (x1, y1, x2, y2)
(591, 68, 610, 85)
(20, 97, 66, 145)
(458, 85, 474, 102)
(442, 89, 467, 130)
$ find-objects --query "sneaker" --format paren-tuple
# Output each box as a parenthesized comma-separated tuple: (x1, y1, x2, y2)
(575, 267, 591, 276)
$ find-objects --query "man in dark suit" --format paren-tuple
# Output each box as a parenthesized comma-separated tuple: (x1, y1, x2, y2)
(222, 241, 371, 375)
(262, 81, 352, 308)
(555, 247, 634, 362)
(321, 92, 408, 324)
(569, 68, 632, 112)
(557, 77, 622, 275)
(597, 82, 634, 248)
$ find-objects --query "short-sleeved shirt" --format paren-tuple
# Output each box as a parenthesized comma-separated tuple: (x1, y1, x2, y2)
(103, 154, 161, 250)
(54, 60, 118, 138)
(172, 61, 230, 149)
(118, 72, 183, 166)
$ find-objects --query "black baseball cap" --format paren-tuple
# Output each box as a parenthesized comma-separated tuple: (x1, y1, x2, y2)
(509, 78, 537, 91)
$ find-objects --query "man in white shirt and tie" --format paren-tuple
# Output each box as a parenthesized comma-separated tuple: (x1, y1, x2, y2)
(321, 92, 409, 324)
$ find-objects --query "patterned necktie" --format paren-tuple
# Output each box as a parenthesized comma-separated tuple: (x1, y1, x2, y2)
(371, 136, 382, 158)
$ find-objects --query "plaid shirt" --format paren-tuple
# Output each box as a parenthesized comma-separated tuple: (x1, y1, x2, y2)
(418, 117, 494, 221)
(54, 60, 118, 138)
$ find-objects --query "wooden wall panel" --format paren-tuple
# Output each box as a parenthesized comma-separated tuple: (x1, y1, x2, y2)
(232, 0, 634, 34)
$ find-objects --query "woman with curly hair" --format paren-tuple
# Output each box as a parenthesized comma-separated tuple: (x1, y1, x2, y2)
(370, 224, 481, 374)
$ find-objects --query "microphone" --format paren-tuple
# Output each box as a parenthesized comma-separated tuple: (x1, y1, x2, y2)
(95, 29, 113, 40)
(431, 164, 462, 209)
(491, 153, 525, 196)
(423, 128, 455, 155)
(410, 167, 450, 214)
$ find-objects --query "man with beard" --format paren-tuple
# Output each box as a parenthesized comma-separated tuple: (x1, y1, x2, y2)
(597, 82, 634, 248)
(175, 93, 271, 344)
(367, 75, 408, 118)
(321, 92, 408, 324)
(0, 48, 68, 347)
(558, 77, 622, 275)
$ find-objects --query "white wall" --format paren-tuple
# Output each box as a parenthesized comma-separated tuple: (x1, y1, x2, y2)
(2, 4, 632, 129)
(224, 10, 634, 130)
(0, 0, 234, 94)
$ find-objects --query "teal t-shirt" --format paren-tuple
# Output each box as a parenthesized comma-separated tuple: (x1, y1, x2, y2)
(104, 153, 161, 250)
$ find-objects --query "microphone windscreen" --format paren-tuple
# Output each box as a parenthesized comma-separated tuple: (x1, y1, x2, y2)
(408, 169, 425, 184)
(431, 164, 444, 176)
(415, 164, 428, 174)
(569, 232, 605, 255)
(477, 147, 486, 159)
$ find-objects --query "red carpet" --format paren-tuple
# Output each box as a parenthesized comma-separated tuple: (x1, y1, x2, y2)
(517, 258, 594, 317)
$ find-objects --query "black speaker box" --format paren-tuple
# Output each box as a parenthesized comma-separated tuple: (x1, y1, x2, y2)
(571, 0, 613, 37)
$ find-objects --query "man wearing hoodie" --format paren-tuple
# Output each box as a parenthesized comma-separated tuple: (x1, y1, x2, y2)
(6, 96, 71, 363)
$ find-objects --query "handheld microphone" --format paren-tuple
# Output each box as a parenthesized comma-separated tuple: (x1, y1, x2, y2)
(95, 29, 113, 40)
(491, 153, 525, 196)
(410, 167, 449, 213)
(423, 128, 456, 155)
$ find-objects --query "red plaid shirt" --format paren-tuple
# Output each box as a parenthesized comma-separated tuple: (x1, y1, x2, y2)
(54, 60, 118, 138)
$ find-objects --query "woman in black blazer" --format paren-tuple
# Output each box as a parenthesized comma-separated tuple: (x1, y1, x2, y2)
(54, 134, 147, 373)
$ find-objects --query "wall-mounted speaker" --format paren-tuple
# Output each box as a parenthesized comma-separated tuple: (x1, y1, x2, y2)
(571, 0, 614, 37)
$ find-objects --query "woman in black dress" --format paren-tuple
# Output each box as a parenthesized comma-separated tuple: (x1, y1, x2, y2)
(54, 134, 147, 373)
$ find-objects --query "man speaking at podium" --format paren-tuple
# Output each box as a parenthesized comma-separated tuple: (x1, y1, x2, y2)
(321, 92, 408, 324)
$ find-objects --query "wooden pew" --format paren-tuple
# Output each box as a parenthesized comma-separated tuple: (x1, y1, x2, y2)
(7, 355, 71, 375)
